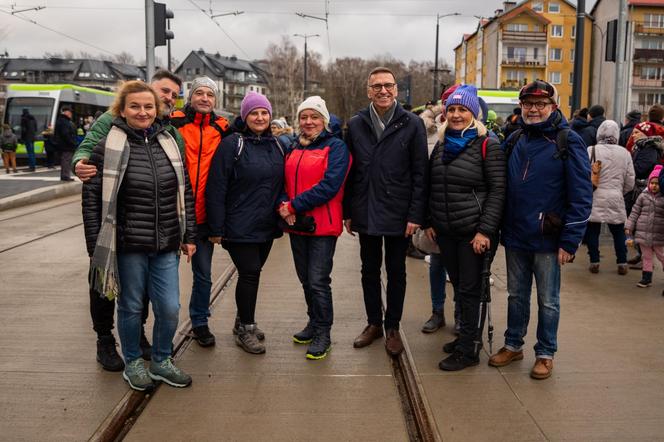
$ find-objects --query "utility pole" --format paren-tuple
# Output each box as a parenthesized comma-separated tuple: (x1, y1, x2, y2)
(294, 34, 320, 97)
(571, 0, 585, 113)
(432, 13, 461, 101)
(145, 0, 155, 80)
(613, 0, 628, 120)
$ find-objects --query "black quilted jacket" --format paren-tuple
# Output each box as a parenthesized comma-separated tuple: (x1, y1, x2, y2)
(82, 118, 196, 256)
(428, 135, 506, 237)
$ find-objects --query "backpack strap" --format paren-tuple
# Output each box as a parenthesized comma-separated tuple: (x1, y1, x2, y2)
(554, 128, 570, 161)
(504, 128, 523, 158)
(234, 135, 244, 164)
(482, 137, 489, 160)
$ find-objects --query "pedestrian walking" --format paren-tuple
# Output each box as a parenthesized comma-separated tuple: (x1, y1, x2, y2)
(206, 92, 283, 355)
(488, 80, 592, 380)
(1, 124, 18, 173)
(625, 165, 664, 288)
(54, 106, 77, 181)
(619, 110, 642, 148)
(279, 96, 351, 360)
(584, 120, 635, 275)
(82, 80, 197, 391)
(344, 66, 428, 357)
(426, 84, 506, 371)
(579, 105, 606, 147)
(20, 108, 37, 171)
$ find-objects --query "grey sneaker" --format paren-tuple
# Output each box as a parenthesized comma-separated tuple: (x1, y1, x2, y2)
(421, 310, 445, 333)
(122, 358, 154, 392)
(235, 323, 266, 354)
(233, 316, 265, 341)
(148, 358, 192, 388)
(306, 333, 331, 360)
(293, 323, 315, 344)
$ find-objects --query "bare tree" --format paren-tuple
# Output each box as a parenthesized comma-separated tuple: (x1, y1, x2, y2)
(264, 36, 305, 122)
(115, 51, 136, 65)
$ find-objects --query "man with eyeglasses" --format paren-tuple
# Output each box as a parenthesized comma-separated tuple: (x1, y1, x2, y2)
(343, 66, 428, 357)
(488, 80, 592, 380)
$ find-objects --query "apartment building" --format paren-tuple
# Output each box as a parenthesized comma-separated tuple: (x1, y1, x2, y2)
(454, 0, 592, 116)
(590, 0, 664, 118)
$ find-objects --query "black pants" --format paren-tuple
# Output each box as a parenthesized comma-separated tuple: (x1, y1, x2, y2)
(438, 234, 494, 358)
(223, 240, 273, 324)
(359, 234, 409, 330)
(88, 265, 148, 338)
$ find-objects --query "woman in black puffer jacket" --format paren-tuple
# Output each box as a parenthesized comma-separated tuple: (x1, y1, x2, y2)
(426, 85, 506, 371)
(82, 81, 196, 392)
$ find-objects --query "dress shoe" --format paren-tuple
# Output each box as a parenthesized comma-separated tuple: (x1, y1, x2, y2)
(617, 264, 628, 275)
(384, 328, 404, 357)
(530, 358, 553, 379)
(353, 324, 383, 348)
(488, 347, 524, 367)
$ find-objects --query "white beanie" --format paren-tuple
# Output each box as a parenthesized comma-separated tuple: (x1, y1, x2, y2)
(188, 76, 219, 103)
(297, 96, 330, 131)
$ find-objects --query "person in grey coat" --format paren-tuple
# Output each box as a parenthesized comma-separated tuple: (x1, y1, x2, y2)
(584, 120, 635, 274)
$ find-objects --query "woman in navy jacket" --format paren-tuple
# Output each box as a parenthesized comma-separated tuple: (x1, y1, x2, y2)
(206, 92, 284, 355)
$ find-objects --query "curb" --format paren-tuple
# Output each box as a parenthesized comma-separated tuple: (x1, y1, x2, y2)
(0, 181, 82, 212)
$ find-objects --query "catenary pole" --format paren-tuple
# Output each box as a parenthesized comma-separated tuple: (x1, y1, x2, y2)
(145, 0, 155, 80)
(613, 0, 628, 120)
(571, 0, 585, 113)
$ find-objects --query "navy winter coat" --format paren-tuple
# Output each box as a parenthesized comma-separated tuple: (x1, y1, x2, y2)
(579, 116, 606, 147)
(344, 103, 428, 236)
(501, 110, 593, 255)
(206, 129, 284, 242)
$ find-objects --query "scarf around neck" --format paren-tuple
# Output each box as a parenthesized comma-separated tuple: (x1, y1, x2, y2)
(89, 125, 186, 300)
(369, 101, 396, 139)
(442, 128, 478, 163)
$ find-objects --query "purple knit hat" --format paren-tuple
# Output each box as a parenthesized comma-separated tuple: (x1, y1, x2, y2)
(445, 84, 480, 119)
(241, 92, 272, 122)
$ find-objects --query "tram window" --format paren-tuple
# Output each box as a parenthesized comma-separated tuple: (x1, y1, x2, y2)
(5, 97, 55, 136)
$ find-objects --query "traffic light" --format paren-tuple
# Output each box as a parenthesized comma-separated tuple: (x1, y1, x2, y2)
(154, 2, 174, 47)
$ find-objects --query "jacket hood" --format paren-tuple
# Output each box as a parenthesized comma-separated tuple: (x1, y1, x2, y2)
(590, 115, 606, 129)
(597, 120, 620, 145)
(571, 117, 589, 131)
(636, 135, 664, 153)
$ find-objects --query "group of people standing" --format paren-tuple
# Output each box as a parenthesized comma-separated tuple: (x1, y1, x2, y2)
(78, 63, 620, 392)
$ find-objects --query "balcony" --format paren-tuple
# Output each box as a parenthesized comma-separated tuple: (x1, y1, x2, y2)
(634, 22, 664, 36)
(501, 80, 525, 89)
(632, 77, 664, 88)
(501, 56, 546, 67)
(634, 48, 664, 62)
(502, 30, 547, 43)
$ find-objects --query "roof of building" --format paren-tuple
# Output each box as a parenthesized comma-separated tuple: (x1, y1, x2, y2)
(0, 57, 146, 82)
(176, 50, 268, 83)
(591, 0, 664, 16)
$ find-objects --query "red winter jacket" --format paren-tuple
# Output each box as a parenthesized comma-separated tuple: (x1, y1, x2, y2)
(284, 131, 351, 236)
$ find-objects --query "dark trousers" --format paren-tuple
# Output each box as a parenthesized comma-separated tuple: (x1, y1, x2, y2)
(359, 234, 409, 330)
(88, 265, 148, 338)
(60, 150, 73, 179)
(584, 222, 627, 264)
(438, 234, 491, 358)
(289, 234, 337, 335)
(223, 240, 273, 324)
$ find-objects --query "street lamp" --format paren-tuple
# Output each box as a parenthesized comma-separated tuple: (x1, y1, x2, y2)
(433, 12, 462, 101)
(294, 33, 320, 97)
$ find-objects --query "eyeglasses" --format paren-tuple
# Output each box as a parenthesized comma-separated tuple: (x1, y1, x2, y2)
(521, 101, 551, 110)
(369, 83, 396, 92)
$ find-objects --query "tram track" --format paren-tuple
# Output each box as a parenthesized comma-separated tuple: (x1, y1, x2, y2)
(89, 263, 237, 442)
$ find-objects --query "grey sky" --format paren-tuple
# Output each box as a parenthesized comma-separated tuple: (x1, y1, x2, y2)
(1, 0, 596, 67)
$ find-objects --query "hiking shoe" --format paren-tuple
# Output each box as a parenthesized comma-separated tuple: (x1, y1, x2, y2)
(233, 316, 265, 341)
(442, 338, 459, 354)
(235, 323, 266, 354)
(421, 310, 445, 333)
(97, 336, 124, 372)
(148, 358, 192, 388)
(438, 350, 479, 371)
(293, 323, 315, 344)
(306, 334, 331, 360)
(589, 263, 599, 274)
(192, 325, 216, 347)
(618, 264, 628, 275)
(488, 347, 524, 367)
(123, 359, 154, 392)
(140, 330, 152, 361)
(637, 271, 653, 288)
(530, 358, 554, 380)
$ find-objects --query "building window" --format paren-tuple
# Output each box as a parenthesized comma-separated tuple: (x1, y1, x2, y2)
(549, 71, 561, 84)
(570, 49, 575, 61)
(195, 68, 201, 75)
(506, 69, 526, 81)
(642, 67, 662, 79)
(548, 2, 560, 13)
(572, 25, 576, 39)
(644, 14, 664, 28)
(569, 72, 574, 84)
(642, 38, 664, 49)
(532, 2, 543, 12)
(507, 46, 527, 61)
(549, 48, 562, 61)
(506, 23, 529, 32)
(551, 25, 563, 37)
(186, 68, 192, 75)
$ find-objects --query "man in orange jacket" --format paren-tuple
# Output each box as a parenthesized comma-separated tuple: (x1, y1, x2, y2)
(171, 76, 232, 347)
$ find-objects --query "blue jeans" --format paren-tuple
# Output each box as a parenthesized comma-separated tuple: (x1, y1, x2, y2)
(189, 225, 215, 328)
(25, 140, 35, 169)
(429, 253, 447, 312)
(584, 222, 627, 264)
(504, 248, 560, 358)
(289, 235, 337, 334)
(117, 252, 180, 363)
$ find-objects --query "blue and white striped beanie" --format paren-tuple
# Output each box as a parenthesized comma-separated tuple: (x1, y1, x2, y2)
(445, 84, 480, 119)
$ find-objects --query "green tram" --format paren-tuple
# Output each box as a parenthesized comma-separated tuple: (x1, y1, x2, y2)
(3, 83, 115, 158)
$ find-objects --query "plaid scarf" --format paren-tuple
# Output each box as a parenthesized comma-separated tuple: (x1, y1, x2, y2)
(90, 125, 187, 300)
